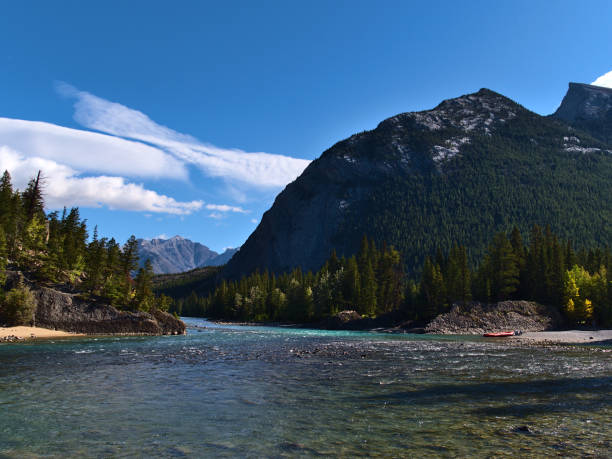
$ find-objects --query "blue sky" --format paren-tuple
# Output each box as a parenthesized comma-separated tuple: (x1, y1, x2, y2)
(1, 0, 611, 252)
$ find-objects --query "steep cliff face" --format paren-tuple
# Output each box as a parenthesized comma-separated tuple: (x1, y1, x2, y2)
(553, 82, 612, 143)
(224, 87, 612, 279)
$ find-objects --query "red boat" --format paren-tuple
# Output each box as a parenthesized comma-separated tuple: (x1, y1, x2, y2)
(483, 331, 515, 337)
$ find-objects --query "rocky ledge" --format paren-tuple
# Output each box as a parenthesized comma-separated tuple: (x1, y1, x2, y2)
(33, 287, 185, 335)
(424, 301, 564, 335)
(5, 271, 185, 335)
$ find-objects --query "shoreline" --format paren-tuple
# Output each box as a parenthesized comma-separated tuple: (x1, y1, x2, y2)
(511, 329, 612, 345)
(0, 326, 85, 342)
(206, 319, 612, 345)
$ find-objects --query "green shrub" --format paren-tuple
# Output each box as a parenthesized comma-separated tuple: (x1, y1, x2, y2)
(0, 286, 36, 326)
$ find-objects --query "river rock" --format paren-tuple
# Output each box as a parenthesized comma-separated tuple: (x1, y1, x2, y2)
(318, 310, 362, 329)
(424, 301, 564, 334)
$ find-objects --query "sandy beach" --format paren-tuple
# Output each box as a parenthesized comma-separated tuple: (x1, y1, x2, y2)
(0, 326, 84, 342)
(514, 329, 612, 344)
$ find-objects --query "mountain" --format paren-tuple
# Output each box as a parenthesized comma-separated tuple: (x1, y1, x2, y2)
(553, 82, 612, 143)
(137, 236, 238, 274)
(208, 247, 239, 266)
(225, 86, 612, 279)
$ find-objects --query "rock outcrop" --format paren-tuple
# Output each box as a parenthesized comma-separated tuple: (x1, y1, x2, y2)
(4, 271, 185, 335)
(553, 82, 612, 143)
(33, 287, 185, 335)
(318, 310, 362, 330)
(424, 301, 564, 335)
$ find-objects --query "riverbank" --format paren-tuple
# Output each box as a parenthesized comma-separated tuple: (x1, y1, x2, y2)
(513, 329, 612, 345)
(0, 326, 85, 342)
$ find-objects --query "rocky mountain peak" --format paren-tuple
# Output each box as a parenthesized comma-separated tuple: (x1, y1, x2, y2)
(384, 88, 521, 136)
(137, 237, 238, 274)
(552, 82, 612, 143)
(554, 82, 612, 122)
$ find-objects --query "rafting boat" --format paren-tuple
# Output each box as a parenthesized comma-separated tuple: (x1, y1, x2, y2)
(483, 331, 515, 337)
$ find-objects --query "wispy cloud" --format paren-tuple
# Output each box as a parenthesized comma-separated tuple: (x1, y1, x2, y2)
(205, 203, 248, 213)
(0, 147, 203, 214)
(0, 117, 187, 180)
(57, 82, 311, 188)
(592, 70, 612, 89)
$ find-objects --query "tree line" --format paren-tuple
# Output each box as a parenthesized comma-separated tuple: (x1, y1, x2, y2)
(171, 228, 612, 327)
(0, 170, 169, 325)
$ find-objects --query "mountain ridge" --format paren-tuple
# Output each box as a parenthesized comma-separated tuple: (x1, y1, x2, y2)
(137, 236, 238, 274)
(224, 84, 612, 279)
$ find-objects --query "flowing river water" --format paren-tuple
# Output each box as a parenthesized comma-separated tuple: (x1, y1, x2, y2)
(1, 318, 611, 457)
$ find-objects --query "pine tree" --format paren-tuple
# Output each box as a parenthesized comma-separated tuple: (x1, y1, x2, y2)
(358, 259, 377, 316)
(488, 232, 519, 301)
(134, 259, 155, 311)
(342, 256, 360, 309)
(446, 244, 471, 304)
(21, 171, 45, 222)
(420, 257, 446, 319)
(0, 227, 7, 286)
(0, 170, 14, 231)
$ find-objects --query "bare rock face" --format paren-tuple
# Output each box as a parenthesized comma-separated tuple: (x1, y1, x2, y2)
(32, 287, 185, 335)
(3, 270, 185, 335)
(553, 82, 612, 143)
(424, 301, 564, 335)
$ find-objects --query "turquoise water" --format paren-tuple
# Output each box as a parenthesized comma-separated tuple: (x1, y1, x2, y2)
(0, 318, 610, 457)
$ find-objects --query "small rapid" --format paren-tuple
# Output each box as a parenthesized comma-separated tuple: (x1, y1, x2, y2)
(0, 318, 610, 457)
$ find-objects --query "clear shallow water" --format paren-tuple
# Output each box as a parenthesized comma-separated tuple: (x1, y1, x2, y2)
(0, 318, 610, 457)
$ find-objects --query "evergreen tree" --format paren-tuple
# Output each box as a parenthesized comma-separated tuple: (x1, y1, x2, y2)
(487, 232, 519, 301)
(134, 259, 155, 311)
(445, 244, 471, 304)
(0, 227, 7, 286)
(420, 257, 446, 319)
(21, 170, 45, 222)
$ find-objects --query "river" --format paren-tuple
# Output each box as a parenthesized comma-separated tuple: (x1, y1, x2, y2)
(1, 318, 610, 457)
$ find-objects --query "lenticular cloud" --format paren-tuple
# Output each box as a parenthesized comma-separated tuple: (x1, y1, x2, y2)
(0, 147, 203, 215)
(58, 82, 311, 188)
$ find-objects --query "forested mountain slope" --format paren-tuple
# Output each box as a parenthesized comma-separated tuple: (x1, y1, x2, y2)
(225, 86, 612, 279)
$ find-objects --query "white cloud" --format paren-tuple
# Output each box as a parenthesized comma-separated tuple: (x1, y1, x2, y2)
(58, 83, 311, 188)
(591, 70, 612, 89)
(208, 212, 224, 219)
(0, 147, 203, 214)
(205, 203, 248, 213)
(0, 117, 187, 180)
(250, 218, 258, 224)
